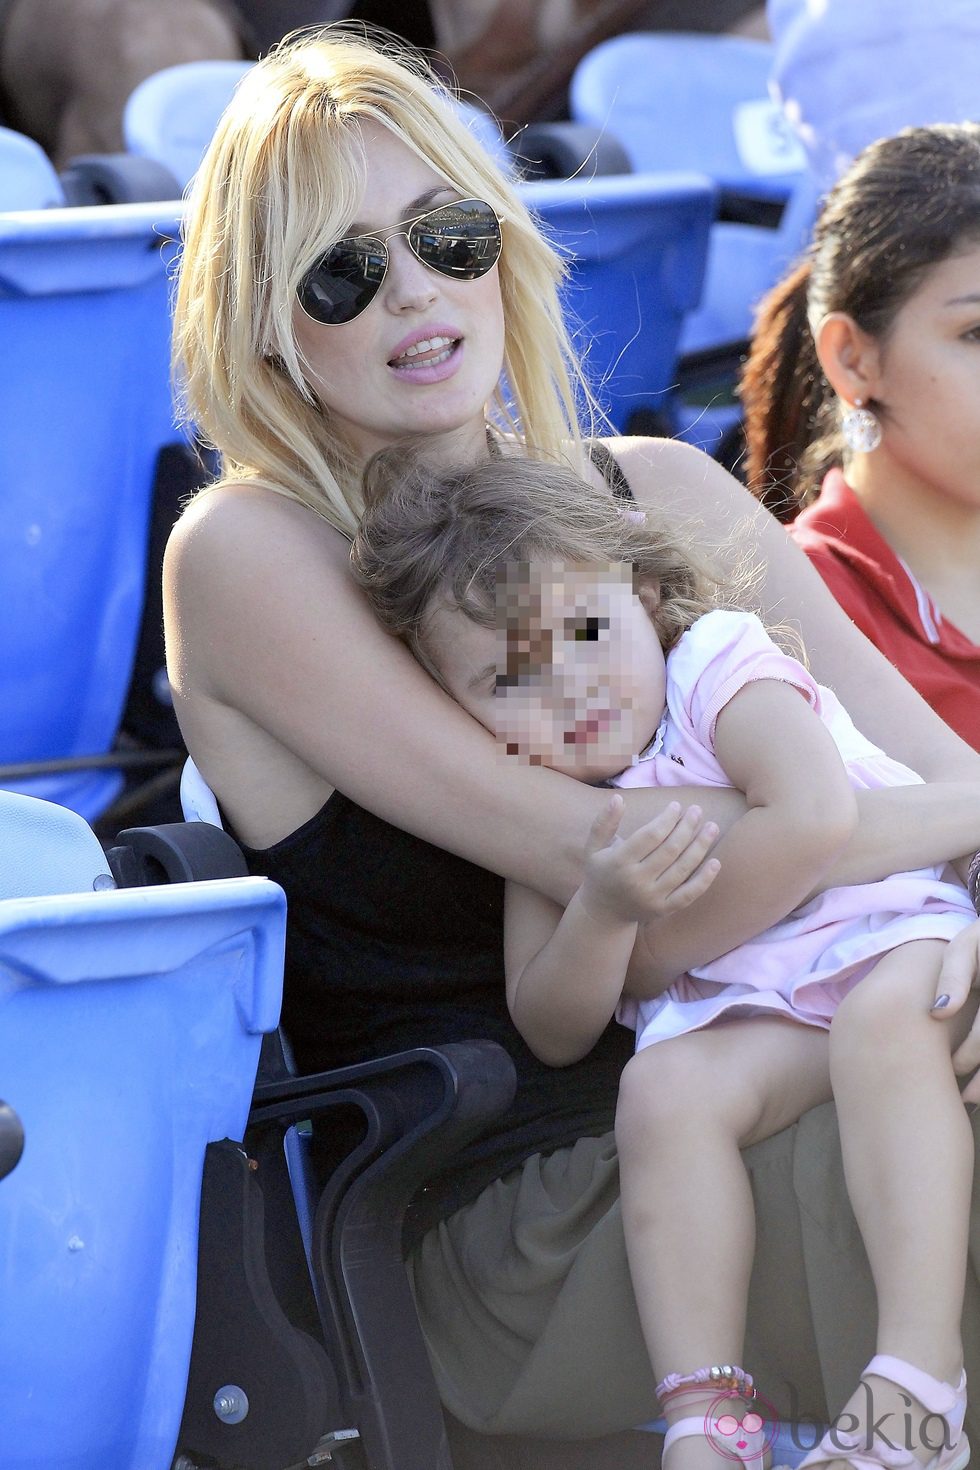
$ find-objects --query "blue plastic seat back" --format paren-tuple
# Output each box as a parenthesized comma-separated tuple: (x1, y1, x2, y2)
(123, 60, 254, 192)
(570, 33, 814, 355)
(0, 793, 286, 1470)
(570, 32, 805, 197)
(0, 127, 65, 210)
(0, 202, 183, 820)
(520, 172, 715, 432)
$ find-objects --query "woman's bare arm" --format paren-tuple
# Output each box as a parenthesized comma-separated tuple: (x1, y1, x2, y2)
(809, 780, 980, 893)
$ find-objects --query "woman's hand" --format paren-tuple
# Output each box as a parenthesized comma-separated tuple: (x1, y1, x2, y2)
(931, 920, 980, 1103)
(579, 794, 721, 925)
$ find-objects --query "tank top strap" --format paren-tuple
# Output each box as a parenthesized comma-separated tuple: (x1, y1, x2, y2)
(586, 439, 635, 501)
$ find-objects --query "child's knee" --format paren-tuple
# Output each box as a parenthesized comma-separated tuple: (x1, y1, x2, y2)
(831, 942, 946, 1051)
(614, 1040, 712, 1150)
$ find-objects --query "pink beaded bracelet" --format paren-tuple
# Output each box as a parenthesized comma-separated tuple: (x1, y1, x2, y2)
(657, 1364, 755, 1404)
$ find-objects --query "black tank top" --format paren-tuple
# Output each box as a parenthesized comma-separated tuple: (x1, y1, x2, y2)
(235, 444, 637, 1237)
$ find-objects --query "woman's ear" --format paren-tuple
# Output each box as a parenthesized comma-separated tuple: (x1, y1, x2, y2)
(814, 311, 882, 407)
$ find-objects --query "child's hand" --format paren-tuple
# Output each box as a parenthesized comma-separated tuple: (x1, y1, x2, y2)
(933, 918, 980, 1104)
(579, 794, 720, 925)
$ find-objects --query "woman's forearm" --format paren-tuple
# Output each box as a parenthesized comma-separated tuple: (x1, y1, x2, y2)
(814, 782, 980, 893)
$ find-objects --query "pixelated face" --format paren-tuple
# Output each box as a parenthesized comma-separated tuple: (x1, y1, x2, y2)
(424, 561, 668, 781)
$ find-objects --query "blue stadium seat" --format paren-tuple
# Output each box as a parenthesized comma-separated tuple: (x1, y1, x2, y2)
(0, 790, 286, 1470)
(570, 32, 815, 356)
(0, 202, 184, 820)
(0, 126, 66, 209)
(521, 171, 716, 433)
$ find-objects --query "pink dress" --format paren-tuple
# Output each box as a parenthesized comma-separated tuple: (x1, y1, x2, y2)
(613, 609, 975, 1053)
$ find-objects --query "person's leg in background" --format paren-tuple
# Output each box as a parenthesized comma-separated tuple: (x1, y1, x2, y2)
(0, 0, 248, 166)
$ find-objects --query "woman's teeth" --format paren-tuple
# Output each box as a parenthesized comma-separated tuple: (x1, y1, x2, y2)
(390, 335, 456, 367)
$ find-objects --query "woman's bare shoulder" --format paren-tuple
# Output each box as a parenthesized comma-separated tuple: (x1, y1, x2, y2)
(166, 481, 350, 582)
(594, 434, 768, 535)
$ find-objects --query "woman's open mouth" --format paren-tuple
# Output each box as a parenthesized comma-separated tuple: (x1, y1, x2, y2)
(387, 335, 463, 381)
(388, 334, 457, 368)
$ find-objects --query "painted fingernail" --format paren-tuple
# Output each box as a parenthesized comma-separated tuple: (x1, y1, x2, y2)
(931, 994, 951, 1010)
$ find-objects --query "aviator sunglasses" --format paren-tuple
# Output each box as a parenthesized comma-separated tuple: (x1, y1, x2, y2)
(297, 197, 502, 326)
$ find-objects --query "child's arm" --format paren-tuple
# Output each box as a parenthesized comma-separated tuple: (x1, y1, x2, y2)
(505, 796, 720, 1065)
(627, 679, 858, 995)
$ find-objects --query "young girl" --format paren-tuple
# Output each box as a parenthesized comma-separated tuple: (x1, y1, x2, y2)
(741, 124, 980, 750)
(352, 447, 979, 1470)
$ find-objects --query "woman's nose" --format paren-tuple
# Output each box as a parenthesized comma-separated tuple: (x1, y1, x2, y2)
(383, 235, 439, 312)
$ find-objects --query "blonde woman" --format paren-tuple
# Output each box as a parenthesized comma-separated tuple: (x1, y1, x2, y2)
(166, 26, 980, 1467)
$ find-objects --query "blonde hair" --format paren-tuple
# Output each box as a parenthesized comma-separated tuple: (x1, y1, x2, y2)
(173, 23, 598, 537)
(351, 448, 724, 682)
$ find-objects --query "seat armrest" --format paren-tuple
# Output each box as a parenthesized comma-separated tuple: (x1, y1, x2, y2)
(59, 152, 182, 205)
(0, 1100, 25, 1182)
(107, 820, 249, 885)
(512, 120, 631, 180)
(249, 1040, 516, 1470)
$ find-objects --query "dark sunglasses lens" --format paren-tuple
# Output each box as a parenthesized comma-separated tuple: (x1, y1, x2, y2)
(298, 237, 386, 325)
(411, 199, 501, 279)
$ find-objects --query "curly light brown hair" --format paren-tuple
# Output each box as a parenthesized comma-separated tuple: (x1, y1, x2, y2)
(350, 448, 725, 683)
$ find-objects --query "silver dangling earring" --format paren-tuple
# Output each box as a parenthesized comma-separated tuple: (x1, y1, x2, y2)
(841, 397, 882, 453)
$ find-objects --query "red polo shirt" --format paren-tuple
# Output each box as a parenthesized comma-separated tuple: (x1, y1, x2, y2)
(789, 469, 980, 750)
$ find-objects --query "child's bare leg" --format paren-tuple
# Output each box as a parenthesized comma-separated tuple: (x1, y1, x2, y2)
(820, 940, 977, 1469)
(615, 1018, 832, 1468)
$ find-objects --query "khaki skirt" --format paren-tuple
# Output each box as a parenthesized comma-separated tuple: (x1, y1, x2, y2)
(411, 1103, 980, 1441)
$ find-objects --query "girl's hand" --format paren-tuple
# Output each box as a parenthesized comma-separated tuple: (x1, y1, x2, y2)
(931, 919, 980, 1103)
(579, 794, 720, 925)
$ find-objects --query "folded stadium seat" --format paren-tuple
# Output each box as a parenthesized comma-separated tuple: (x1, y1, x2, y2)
(0, 201, 186, 821)
(0, 126, 66, 209)
(123, 59, 254, 193)
(520, 171, 716, 434)
(569, 33, 816, 361)
(0, 790, 287, 1470)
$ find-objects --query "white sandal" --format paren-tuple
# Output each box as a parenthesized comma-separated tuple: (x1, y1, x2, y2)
(797, 1355, 969, 1470)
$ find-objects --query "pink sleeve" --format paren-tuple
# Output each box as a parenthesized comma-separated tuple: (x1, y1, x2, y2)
(672, 611, 821, 753)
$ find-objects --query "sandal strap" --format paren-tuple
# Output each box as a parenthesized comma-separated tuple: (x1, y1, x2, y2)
(663, 1412, 767, 1470)
(664, 1415, 712, 1452)
(865, 1355, 964, 1420)
(800, 1424, 917, 1470)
